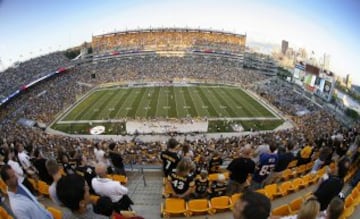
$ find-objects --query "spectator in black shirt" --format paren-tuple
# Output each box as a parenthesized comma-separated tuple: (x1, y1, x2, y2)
(108, 143, 126, 176)
(32, 148, 53, 185)
(75, 155, 97, 194)
(226, 144, 255, 195)
(314, 158, 350, 211)
(160, 138, 180, 177)
(208, 151, 223, 174)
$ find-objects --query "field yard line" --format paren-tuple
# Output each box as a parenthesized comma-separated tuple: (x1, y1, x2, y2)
(56, 117, 280, 124)
(190, 87, 209, 116)
(203, 87, 226, 117)
(235, 89, 266, 117)
(134, 87, 150, 117)
(85, 90, 118, 120)
(222, 88, 254, 117)
(67, 91, 104, 121)
(212, 87, 237, 117)
(176, 87, 188, 117)
(170, 87, 178, 118)
(115, 88, 137, 119)
(57, 87, 98, 122)
(77, 91, 109, 120)
(185, 87, 199, 116)
(96, 91, 123, 119)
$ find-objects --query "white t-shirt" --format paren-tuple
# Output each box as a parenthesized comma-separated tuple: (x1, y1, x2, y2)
(7, 160, 25, 183)
(91, 177, 128, 202)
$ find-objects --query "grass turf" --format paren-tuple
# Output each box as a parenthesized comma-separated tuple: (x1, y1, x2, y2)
(53, 85, 282, 134)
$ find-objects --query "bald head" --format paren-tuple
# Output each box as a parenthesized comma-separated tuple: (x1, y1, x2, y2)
(242, 144, 253, 156)
(95, 162, 107, 177)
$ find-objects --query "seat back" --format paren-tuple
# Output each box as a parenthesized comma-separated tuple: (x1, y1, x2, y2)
(264, 184, 277, 200)
(287, 160, 298, 169)
(289, 197, 304, 213)
(188, 199, 210, 212)
(210, 196, 231, 210)
(279, 181, 292, 193)
(47, 207, 62, 219)
(231, 193, 241, 206)
(271, 204, 291, 216)
(0, 206, 13, 219)
(281, 169, 292, 181)
(164, 198, 187, 213)
(38, 180, 49, 196)
(112, 174, 128, 185)
(345, 196, 353, 209)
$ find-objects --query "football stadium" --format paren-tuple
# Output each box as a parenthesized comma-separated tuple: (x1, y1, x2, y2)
(0, 2, 360, 219)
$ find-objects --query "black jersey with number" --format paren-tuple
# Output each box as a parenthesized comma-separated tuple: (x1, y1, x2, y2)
(195, 177, 209, 194)
(160, 150, 180, 177)
(208, 156, 223, 173)
(209, 181, 227, 198)
(168, 170, 195, 195)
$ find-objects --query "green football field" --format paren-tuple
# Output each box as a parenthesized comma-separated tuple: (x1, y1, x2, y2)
(52, 85, 283, 134)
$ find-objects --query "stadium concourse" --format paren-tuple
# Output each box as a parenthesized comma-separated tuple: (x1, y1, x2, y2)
(0, 28, 359, 218)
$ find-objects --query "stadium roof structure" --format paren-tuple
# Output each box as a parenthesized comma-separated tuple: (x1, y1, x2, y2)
(93, 27, 247, 38)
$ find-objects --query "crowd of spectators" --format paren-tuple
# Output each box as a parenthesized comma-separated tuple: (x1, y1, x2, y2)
(0, 44, 359, 218)
(0, 52, 70, 99)
(92, 29, 245, 54)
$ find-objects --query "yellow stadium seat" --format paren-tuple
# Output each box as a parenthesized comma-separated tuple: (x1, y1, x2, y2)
(299, 175, 310, 188)
(0, 179, 7, 195)
(161, 198, 189, 218)
(27, 178, 37, 191)
(264, 184, 277, 200)
(38, 180, 49, 196)
(47, 207, 62, 219)
(273, 181, 292, 198)
(295, 165, 306, 177)
(350, 188, 360, 205)
(287, 160, 298, 169)
(187, 199, 212, 215)
(0, 206, 13, 219)
(287, 178, 302, 192)
(345, 196, 354, 209)
(305, 161, 314, 171)
(340, 206, 354, 219)
(90, 195, 100, 204)
(112, 174, 128, 185)
(289, 197, 304, 214)
(271, 204, 291, 217)
(209, 196, 232, 213)
(280, 169, 292, 181)
(230, 193, 242, 209)
(303, 192, 313, 200)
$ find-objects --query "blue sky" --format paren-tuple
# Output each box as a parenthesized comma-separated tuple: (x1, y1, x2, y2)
(0, 0, 359, 84)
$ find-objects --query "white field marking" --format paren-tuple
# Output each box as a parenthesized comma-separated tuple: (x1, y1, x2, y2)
(144, 106, 151, 110)
(125, 107, 132, 110)
(220, 106, 227, 109)
(93, 109, 99, 112)
(202, 106, 208, 109)
(163, 106, 170, 109)
(183, 106, 191, 109)
(108, 108, 115, 111)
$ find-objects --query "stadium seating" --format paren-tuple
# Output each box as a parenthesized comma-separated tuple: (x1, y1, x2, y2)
(47, 207, 62, 219)
(271, 204, 291, 217)
(161, 198, 189, 218)
(187, 199, 212, 215)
